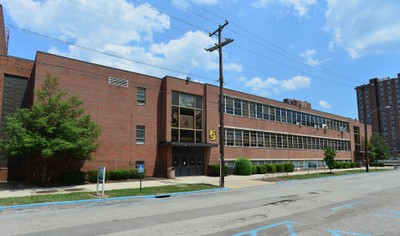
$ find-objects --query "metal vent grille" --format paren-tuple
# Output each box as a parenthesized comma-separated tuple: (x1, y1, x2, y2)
(109, 77, 129, 87)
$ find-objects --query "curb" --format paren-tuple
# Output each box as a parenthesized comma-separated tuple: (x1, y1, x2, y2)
(0, 188, 229, 211)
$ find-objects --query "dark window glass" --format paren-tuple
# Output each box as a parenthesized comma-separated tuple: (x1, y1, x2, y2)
(196, 110, 202, 129)
(172, 129, 179, 142)
(180, 130, 194, 143)
(137, 87, 146, 105)
(172, 106, 179, 127)
(196, 96, 202, 109)
(225, 97, 234, 114)
(196, 131, 202, 143)
(180, 108, 194, 129)
(136, 125, 145, 144)
(172, 92, 179, 105)
(234, 99, 242, 116)
(243, 130, 250, 146)
(235, 130, 242, 146)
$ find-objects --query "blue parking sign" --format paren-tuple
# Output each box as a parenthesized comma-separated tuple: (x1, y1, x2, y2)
(137, 164, 145, 173)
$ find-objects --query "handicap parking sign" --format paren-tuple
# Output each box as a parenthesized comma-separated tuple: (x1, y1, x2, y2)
(137, 164, 145, 173)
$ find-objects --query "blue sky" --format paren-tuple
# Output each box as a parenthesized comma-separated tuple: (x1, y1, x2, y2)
(2, 0, 400, 119)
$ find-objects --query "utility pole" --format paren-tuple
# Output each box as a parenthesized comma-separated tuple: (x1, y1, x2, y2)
(206, 21, 233, 188)
(362, 85, 369, 172)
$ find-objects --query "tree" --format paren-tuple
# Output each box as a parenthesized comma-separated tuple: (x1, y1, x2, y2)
(368, 133, 391, 163)
(324, 146, 336, 173)
(0, 74, 101, 183)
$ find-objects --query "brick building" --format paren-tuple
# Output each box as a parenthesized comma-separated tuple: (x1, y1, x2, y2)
(0, 5, 368, 181)
(356, 74, 400, 158)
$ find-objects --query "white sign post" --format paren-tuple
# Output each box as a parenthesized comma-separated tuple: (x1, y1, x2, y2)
(96, 166, 106, 197)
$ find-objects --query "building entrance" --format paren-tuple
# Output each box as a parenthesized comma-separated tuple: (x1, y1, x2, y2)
(172, 147, 204, 177)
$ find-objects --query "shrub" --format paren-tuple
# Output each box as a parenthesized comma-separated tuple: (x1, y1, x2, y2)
(265, 164, 277, 173)
(350, 162, 356, 168)
(343, 162, 351, 169)
(276, 164, 285, 172)
(87, 170, 109, 183)
(256, 165, 267, 174)
(129, 168, 146, 179)
(251, 165, 257, 174)
(207, 164, 230, 176)
(109, 170, 130, 180)
(334, 162, 344, 169)
(235, 158, 252, 175)
(355, 162, 362, 168)
(61, 171, 86, 185)
(370, 162, 384, 167)
(283, 163, 295, 172)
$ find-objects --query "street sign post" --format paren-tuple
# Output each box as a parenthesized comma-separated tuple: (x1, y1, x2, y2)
(136, 161, 145, 193)
(96, 166, 106, 197)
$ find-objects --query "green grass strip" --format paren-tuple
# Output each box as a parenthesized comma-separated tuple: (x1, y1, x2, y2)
(0, 184, 217, 206)
(280, 168, 390, 180)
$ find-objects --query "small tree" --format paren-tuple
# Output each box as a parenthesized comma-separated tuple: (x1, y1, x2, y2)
(368, 133, 391, 163)
(0, 74, 102, 183)
(324, 146, 336, 173)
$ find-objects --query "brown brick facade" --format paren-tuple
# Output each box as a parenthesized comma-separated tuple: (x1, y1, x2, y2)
(0, 4, 368, 181)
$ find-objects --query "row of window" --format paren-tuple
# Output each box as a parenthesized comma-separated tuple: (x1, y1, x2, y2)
(224, 96, 349, 132)
(224, 128, 350, 151)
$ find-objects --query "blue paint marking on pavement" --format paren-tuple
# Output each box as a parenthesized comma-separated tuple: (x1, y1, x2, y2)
(373, 209, 400, 219)
(326, 229, 370, 236)
(0, 188, 229, 211)
(232, 220, 301, 236)
(331, 201, 368, 212)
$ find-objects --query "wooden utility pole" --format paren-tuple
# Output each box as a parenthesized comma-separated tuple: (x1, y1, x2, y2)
(206, 21, 233, 188)
(362, 86, 369, 172)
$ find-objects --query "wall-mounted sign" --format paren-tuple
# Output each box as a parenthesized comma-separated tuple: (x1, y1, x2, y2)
(209, 129, 217, 141)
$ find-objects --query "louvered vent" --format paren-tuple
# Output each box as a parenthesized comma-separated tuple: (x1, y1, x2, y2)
(109, 77, 129, 87)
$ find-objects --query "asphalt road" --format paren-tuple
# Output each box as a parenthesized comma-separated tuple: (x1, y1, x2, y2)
(1, 170, 400, 236)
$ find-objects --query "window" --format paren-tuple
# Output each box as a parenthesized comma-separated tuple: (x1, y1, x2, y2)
(171, 92, 202, 143)
(136, 125, 145, 144)
(109, 77, 128, 87)
(137, 87, 146, 105)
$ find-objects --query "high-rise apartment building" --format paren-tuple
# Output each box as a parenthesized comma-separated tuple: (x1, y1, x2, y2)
(356, 74, 400, 158)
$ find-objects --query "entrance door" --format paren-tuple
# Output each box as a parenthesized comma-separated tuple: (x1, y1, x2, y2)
(172, 147, 204, 177)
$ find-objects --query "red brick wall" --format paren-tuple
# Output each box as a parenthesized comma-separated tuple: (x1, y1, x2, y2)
(0, 5, 7, 55)
(34, 52, 162, 176)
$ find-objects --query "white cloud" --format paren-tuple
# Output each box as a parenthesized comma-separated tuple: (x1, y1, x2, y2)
(252, 0, 317, 17)
(319, 100, 331, 109)
(300, 49, 330, 66)
(325, 0, 400, 58)
(3, 0, 240, 78)
(241, 75, 311, 95)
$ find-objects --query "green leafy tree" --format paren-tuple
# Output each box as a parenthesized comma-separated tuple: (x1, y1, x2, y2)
(324, 146, 336, 173)
(0, 74, 101, 183)
(368, 133, 391, 163)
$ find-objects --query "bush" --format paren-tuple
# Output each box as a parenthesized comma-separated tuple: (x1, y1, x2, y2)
(61, 171, 86, 185)
(350, 162, 356, 168)
(256, 165, 267, 174)
(265, 164, 277, 173)
(276, 164, 285, 172)
(87, 170, 109, 183)
(283, 163, 295, 172)
(343, 162, 351, 169)
(235, 158, 252, 175)
(370, 162, 384, 167)
(207, 164, 229, 176)
(109, 170, 130, 180)
(251, 165, 257, 174)
(334, 162, 344, 169)
(129, 168, 146, 179)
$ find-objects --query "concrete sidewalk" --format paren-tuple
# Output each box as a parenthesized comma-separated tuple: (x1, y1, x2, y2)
(0, 167, 383, 199)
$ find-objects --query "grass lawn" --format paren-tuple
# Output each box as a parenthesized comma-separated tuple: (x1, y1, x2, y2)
(280, 168, 390, 180)
(0, 184, 217, 206)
